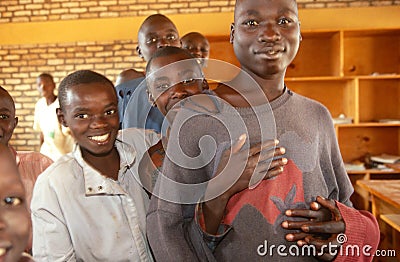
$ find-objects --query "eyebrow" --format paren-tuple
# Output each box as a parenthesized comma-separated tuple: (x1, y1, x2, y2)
(178, 69, 201, 78)
(72, 102, 117, 112)
(0, 107, 12, 113)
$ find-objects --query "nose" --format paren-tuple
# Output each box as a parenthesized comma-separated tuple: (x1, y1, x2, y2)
(190, 48, 202, 58)
(90, 115, 108, 129)
(258, 23, 280, 42)
(157, 38, 171, 48)
(170, 84, 188, 100)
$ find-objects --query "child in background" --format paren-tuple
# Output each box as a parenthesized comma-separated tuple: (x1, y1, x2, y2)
(0, 142, 34, 262)
(180, 32, 210, 67)
(33, 73, 74, 161)
(31, 70, 159, 261)
(117, 14, 181, 133)
(147, 0, 379, 261)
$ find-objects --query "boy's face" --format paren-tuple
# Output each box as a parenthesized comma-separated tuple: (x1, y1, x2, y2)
(36, 76, 55, 98)
(231, 0, 301, 78)
(181, 34, 210, 65)
(137, 17, 181, 62)
(147, 53, 206, 116)
(58, 83, 119, 159)
(0, 145, 30, 262)
(0, 90, 18, 146)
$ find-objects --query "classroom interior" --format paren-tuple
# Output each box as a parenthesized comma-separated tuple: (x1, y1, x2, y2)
(1, 0, 400, 260)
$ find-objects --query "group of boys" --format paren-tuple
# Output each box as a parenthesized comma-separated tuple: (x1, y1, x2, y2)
(0, 1, 380, 261)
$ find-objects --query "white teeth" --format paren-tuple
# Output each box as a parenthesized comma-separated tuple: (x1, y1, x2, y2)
(89, 133, 109, 143)
(268, 50, 277, 55)
(0, 248, 6, 256)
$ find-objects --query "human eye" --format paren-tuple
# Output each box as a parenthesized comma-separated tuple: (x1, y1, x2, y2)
(75, 113, 89, 119)
(0, 114, 9, 120)
(166, 34, 177, 41)
(278, 17, 293, 26)
(243, 19, 259, 27)
(182, 78, 195, 85)
(1, 196, 23, 207)
(156, 83, 170, 91)
(105, 109, 116, 116)
(146, 36, 158, 44)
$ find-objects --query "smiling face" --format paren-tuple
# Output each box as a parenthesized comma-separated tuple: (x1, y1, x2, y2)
(0, 144, 30, 262)
(58, 82, 119, 160)
(0, 89, 18, 146)
(232, 0, 301, 79)
(147, 52, 206, 116)
(137, 15, 181, 62)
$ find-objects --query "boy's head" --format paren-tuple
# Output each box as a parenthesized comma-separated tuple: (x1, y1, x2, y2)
(180, 32, 210, 66)
(0, 143, 30, 262)
(136, 14, 181, 62)
(231, 0, 301, 78)
(36, 73, 56, 99)
(57, 70, 119, 159)
(0, 86, 18, 146)
(146, 46, 208, 116)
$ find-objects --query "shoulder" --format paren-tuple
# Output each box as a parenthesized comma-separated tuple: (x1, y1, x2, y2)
(118, 128, 160, 146)
(34, 97, 46, 108)
(35, 154, 77, 186)
(17, 151, 53, 164)
(290, 91, 331, 116)
(116, 69, 144, 86)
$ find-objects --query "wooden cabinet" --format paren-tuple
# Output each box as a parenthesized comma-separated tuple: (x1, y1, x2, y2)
(208, 28, 400, 209)
(285, 29, 400, 169)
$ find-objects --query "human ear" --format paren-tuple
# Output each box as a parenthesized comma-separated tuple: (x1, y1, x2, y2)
(56, 108, 68, 127)
(202, 79, 209, 90)
(230, 23, 235, 44)
(136, 45, 143, 59)
(12, 117, 18, 132)
(146, 89, 156, 106)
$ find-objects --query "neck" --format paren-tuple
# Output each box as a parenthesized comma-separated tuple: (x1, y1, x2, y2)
(45, 94, 57, 105)
(233, 70, 285, 101)
(81, 147, 120, 180)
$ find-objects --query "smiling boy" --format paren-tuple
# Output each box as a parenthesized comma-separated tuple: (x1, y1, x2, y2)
(31, 70, 159, 261)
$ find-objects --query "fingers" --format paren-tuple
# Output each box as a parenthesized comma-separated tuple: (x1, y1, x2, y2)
(284, 208, 328, 220)
(231, 133, 247, 154)
(248, 139, 278, 157)
(301, 221, 345, 234)
(305, 235, 341, 261)
(284, 231, 309, 242)
(316, 196, 343, 221)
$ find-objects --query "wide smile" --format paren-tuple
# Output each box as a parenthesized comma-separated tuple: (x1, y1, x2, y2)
(88, 133, 111, 145)
(0, 245, 10, 261)
(254, 46, 285, 59)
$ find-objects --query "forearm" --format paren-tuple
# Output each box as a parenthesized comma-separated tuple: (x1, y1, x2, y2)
(334, 201, 379, 262)
(202, 194, 229, 235)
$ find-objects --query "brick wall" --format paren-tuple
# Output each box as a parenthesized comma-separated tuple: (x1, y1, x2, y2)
(0, 40, 144, 151)
(1, 0, 400, 23)
(1, 0, 400, 152)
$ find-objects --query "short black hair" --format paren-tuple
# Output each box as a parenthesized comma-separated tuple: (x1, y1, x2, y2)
(58, 70, 115, 110)
(146, 46, 195, 74)
(38, 73, 54, 82)
(0, 86, 15, 110)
